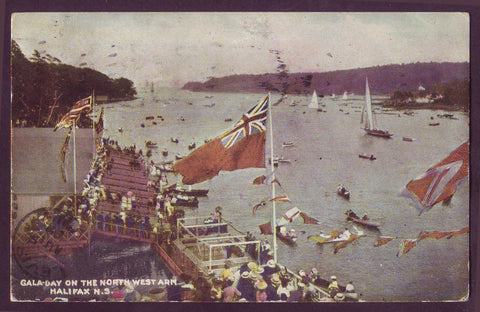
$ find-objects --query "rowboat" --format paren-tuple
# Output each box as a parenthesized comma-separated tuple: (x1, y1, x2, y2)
(345, 209, 381, 229)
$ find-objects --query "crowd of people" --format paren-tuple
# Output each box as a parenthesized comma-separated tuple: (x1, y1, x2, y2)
(99, 259, 358, 302)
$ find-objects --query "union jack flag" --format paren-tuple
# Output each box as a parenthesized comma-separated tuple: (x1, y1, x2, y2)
(401, 141, 469, 215)
(220, 96, 268, 148)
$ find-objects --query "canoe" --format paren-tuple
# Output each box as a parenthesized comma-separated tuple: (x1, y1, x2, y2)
(359, 154, 376, 160)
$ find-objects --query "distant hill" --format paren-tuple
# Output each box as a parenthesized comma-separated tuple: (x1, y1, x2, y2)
(12, 40, 137, 127)
(182, 62, 469, 96)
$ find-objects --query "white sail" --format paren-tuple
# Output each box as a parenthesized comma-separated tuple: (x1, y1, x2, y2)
(362, 78, 375, 130)
(309, 90, 319, 109)
(342, 91, 348, 100)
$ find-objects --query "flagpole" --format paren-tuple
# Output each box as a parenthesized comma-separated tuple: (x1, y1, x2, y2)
(73, 119, 77, 216)
(267, 93, 277, 263)
(92, 90, 95, 161)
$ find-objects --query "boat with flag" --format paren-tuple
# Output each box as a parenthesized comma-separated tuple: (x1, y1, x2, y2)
(361, 78, 393, 138)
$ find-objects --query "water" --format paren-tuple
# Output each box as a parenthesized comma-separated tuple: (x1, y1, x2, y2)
(38, 87, 468, 302)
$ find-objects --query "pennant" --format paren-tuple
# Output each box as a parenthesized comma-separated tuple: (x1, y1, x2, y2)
(374, 237, 394, 247)
(252, 200, 266, 215)
(299, 212, 319, 224)
(446, 227, 469, 239)
(95, 107, 104, 134)
(252, 173, 282, 187)
(173, 96, 268, 184)
(396, 239, 417, 257)
(418, 231, 451, 240)
(276, 207, 301, 227)
(401, 142, 469, 215)
(54, 96, 93, 131)
(58, 128, 73, 182)
(334, 234, 359, 254)
(253, 175, 266, 185)
(259, 222, 273, 235)
(269, 195, 290, 202)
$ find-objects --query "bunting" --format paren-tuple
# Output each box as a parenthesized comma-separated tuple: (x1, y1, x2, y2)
(374, 237, 395, 247)
(259, 222, 273, 235)
(252, 200, 266, 215)
(269, 195, 291, 202)
(396, 239, 418, 257)
(58, 128, 73, 182)
(252, 174, 282, 187)
(334, 234, 359, 254)
(95, 107, 104, 134)
(173, 96, 268, 185)
(299, 212, 319, 224)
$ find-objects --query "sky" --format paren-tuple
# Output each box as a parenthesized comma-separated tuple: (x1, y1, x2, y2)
(11, 12, 469, 88)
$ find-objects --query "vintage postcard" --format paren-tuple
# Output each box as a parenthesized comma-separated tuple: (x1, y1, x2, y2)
(10, 12, 469, 302)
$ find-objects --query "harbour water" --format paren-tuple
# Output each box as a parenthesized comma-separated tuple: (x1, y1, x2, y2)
(13, 86, 469, 302)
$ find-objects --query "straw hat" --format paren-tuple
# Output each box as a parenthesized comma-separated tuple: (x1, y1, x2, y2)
(311, 268, 318, 274)
(247, 262, 258, 271)
(256, 267, 264, 274)
(298, 270, 306, 277)
(270, 275, 281, 286)
(241, 271, 250, 278)
(266, 260, 276, 268)
(334, 293, 345, 301)
(249, 271, 259, 280)
(256, 280, 267, 290)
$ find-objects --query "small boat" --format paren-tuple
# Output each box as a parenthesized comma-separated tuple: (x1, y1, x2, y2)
(337, 185, 350, 200)
(152, 121, 157, 125)
(270, 156, 291, 165)
(157, 115, 164, 120)
(345, 209, 380, 229)
(141, 123, 145, 128)
(169, 187, 209, 197)
(171, 137, 179, 143)
(309, 227, 364, 245)
(175, 154, 184, 160)
(118, 128, 123, 133)
(145, 116, 154, 120)
(145, 141, 157, 148)
(359, 154, 376, 160)
(402, 137, 416, 142)
(188, 143, 196, 150)
(282, 142, 295, 148)
(179, 117, 185, 121)
(361, 78, 393, 138)
(171, 196, 199, 208)
(224, 118, 232, 122)
(429, 122, 440, 126)
(162, 149, 168, 156)
(276, 227, 297, 245)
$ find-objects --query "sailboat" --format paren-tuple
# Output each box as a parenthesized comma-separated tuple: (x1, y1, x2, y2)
(308, 90, 319, 110)
(361, 78, 393, 138)
(342, 91, 348, 101)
